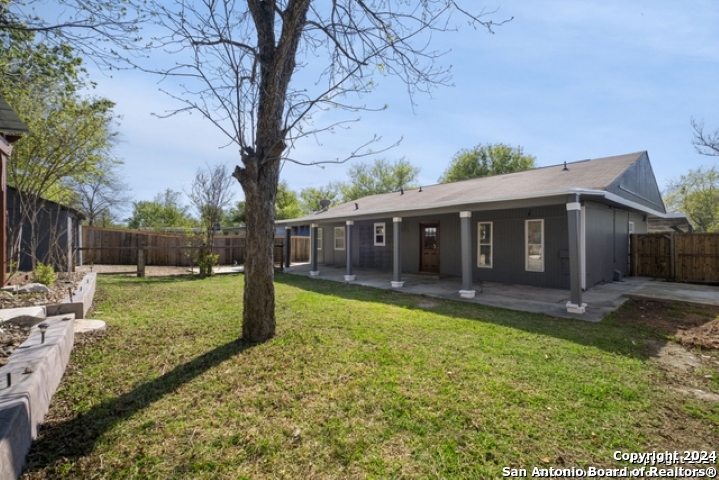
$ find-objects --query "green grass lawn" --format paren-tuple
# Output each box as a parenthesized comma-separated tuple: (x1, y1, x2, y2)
(23, 274, 719, 479)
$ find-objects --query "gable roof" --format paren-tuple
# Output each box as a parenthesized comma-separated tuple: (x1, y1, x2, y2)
(0, 96, 29, 141)
(282, 151, 668, 224)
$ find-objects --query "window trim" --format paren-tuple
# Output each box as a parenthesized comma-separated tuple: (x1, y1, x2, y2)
(334, 226, 345, 250)
(374, 222, 386, 246)
(317, 227, 323, 251)
(525, 219, 545, 272)
(477, 221, 493, 269)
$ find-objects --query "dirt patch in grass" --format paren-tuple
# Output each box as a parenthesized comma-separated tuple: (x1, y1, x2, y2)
(613, 299, 719, 350)
(610, 299, 719, 403)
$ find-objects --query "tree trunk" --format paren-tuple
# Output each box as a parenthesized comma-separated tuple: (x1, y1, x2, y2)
(238, 157, 280, 342)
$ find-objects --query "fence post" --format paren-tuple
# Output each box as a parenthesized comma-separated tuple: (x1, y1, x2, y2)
(137, 236, 146, 277)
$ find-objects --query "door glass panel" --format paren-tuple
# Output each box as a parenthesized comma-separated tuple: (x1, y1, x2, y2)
(423, 227, 437, 249)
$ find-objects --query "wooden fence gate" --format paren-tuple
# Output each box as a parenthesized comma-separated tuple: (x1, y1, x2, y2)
(630, 232, 719, 283)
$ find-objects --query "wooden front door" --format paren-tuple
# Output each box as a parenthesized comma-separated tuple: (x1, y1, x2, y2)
(420, 223, 439, 273)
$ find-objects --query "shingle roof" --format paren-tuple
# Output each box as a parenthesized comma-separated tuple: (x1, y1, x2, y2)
(0, 95, 29, 138)
(292, 151, 646, 222)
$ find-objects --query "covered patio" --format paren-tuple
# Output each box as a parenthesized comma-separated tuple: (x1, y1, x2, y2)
(284, 263, 654, 322)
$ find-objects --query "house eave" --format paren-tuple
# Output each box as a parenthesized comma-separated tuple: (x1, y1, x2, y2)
(278, 187, 675, 227)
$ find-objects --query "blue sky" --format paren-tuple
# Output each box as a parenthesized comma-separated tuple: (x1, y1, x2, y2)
(86, 0, 719, 214)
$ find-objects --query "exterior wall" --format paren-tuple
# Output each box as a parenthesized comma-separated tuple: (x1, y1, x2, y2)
(398, 212, 462, 276)
(605, 152, 666, 213)
(6, 188, 80, 272)
(584, 202, 647, 287)
(321, 222, 350, 267)
(398, 206, 569, 288)
(315, 201, 647, 291)
(354, 218, 393, 271)
(470, 205, 569, 289)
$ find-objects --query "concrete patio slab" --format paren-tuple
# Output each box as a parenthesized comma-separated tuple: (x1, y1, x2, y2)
(626, 281, 719, 307)
(282, 263, 703, 322)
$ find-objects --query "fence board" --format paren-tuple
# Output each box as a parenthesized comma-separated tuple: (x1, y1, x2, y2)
(631, 232, 719, 284)
(82, 227, 309, 267)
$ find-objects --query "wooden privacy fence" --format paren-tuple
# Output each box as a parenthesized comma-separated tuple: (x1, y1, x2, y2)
(630, 232, 719, 284)
(81, 227, 309, 266)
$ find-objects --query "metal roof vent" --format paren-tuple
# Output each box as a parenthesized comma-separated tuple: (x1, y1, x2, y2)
(319, 199, 331, 209)
(354, 203, 359, 210)
(563, 161, 569, 171)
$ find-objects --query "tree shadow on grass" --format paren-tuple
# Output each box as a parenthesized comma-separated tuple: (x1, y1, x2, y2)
(273, 274, 671, 360)
(23, 339, 254, 474)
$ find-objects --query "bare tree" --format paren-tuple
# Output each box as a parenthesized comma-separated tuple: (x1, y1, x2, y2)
(187, 163, 236, 275)
(144, 0, 509, 342)
(1, 0, 146, 68)
(692, 118, 719, 157)
(68, 164, 132, 226)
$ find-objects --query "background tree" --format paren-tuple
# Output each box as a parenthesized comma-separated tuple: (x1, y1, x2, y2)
(66, 162, 132, 226)
(224, 201, 247, 226)
(299, 183, 342, 214)
(144, 0, 507, 342)
(275, 181, 303, 220)
(692, 119, 719, 157)
(1, 26, 121, 269)
(438, 143, 536, 183)
(664, 166, 719, 232)
(187, 163, 236, 275)
(127, 189, 198, 231)
(339, 158, 420, 201)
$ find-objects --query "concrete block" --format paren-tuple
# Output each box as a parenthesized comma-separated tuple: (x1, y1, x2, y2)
(391, 281, 404, 288)
(74, 319, 106, 335)
(46, 272, 96, 319)
(0, 315, 75, 479)
(459, 290, 476, 299)
(309, 271, 320, 276)
(344, 275, 356, 282)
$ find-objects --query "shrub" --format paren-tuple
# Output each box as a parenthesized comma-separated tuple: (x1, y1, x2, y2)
(34, 262, 56, 286)
(198, 252, 219, 277)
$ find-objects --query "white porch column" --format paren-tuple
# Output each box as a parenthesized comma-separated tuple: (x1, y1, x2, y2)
(459, 211, 475, 298)
(310, 224, 320, 276)
(566, 195, 586, 313)
(391, 217, 403, 287)
(344, 220, 355, 281)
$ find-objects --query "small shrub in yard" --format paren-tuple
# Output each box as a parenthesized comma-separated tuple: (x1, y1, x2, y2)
(197, 252, 219, 277)
(34, 262, 56, 286)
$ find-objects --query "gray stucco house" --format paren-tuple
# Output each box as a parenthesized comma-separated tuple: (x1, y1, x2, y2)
(279, 151, 671, 314)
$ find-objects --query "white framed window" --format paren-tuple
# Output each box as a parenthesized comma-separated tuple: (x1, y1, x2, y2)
(334, 226, 345, 250)
(317, 227, 323, 250)
(525, 219, 544, 272)
(374, 222, 386, 246)
(477, 222, 493, 268)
